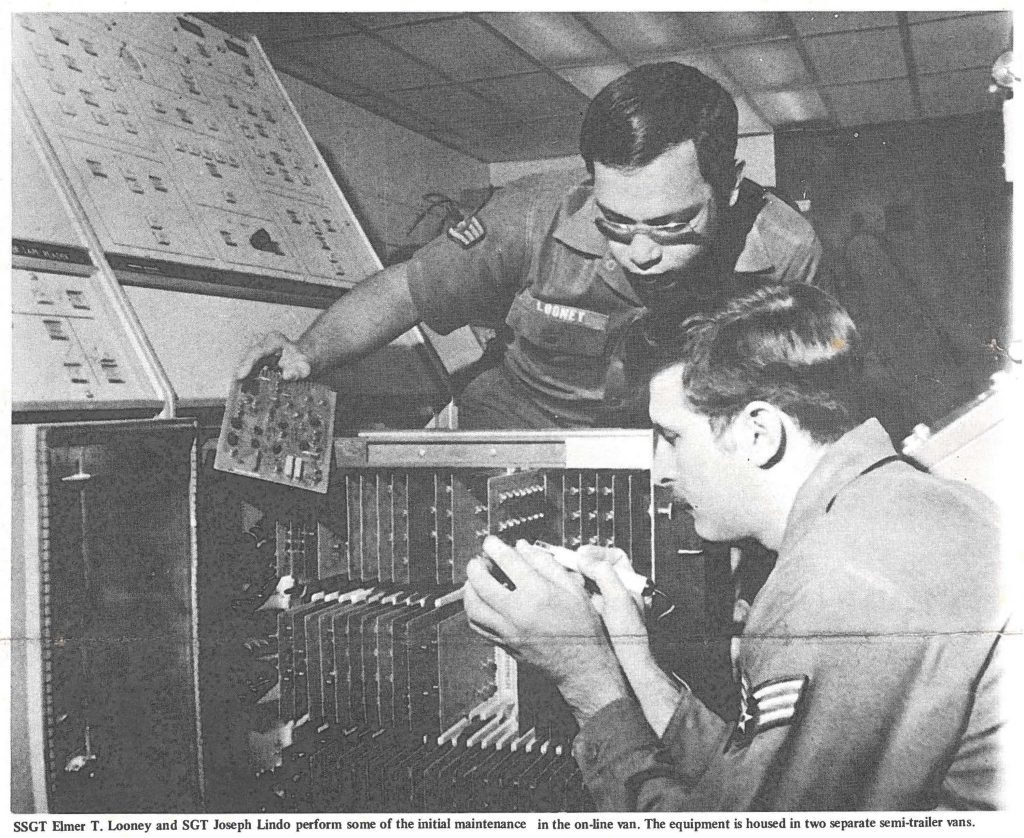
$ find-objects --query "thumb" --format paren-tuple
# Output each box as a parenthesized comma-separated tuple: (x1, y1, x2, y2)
(576, 551, 647, 649)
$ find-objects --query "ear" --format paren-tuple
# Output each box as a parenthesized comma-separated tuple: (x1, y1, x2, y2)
(728, 159, 746, 207)
(731, 401, 786, 469)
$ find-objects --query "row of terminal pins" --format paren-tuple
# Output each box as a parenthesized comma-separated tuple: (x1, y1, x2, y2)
(566, 485, 614, 496)
(496, 484, 544, 503)
(494, 512, 545, 533)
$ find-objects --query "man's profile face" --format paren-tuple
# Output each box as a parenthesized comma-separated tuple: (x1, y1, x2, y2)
(593, 141, 724, 305)
(649, 366, 758, 543)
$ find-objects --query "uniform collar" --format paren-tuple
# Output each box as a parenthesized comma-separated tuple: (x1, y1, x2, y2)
(729, 179, 772, 273)
(552, 187, 644, 304)
(778, 419, 899, 557)
(553, 183, 606, 257)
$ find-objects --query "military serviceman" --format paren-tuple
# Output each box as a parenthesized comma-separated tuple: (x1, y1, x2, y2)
(236, 63, 821, 428)
(463, 284, 1009, 810)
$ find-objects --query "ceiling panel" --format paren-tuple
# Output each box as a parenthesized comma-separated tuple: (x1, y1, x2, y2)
(906, 11, 982, 24)
(388, 86, 504, 128)
(658, 51, 742, 94)
(344, 94, 443, 134)
(200, 13, 360, 43)
(469, 73, 589, 118)
(273, 36, 445, 92)
(350, 13, 458, 30)
(379, 17, 539, 82)
(264, 48, 371, 99)
(918, 69, 1003, 119)
(582, 12, 706, 56)
(751, 89, 830, 125)
(478, 13, 613, 66)
(557, 63, 632, 98)
(715, 42, 813, 91)
(803, 28, 907, 85)
(689, 12, 790, 46)
(203, 12, 1014, 163)
(789, 11, 899, 36)
(823, 78, 916, 127)
(910, 13, 1012, 75)
(735, 96, 772, 135)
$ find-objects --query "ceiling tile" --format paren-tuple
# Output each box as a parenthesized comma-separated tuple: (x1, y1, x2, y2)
(789, 11, 899, 36)
(265, 48, 370, 99)
(388, 86, 504, 127)
(478, 13, 613, 66)
(823, 78, 915, 127)
(350, 13, 459, 30)
(273, 36, 445, 92)
(906, 12, 981, 24)
(715, 42, 813, 91)
(469, 73, 589, 118)
(205, 13, 362, 44)
(688, 12, 790, 47)
(557, 63, 631, 98)
(918, 68, 1002, 118)
(751, 89, 830, 126)
(735, 96, 772, 135)
(803, 28, 906, 85)
(581, 12, 706, 57)
(659, 52, 741, 94)
(910, 13, 1012, 75)
(344, 94, 443, 134)
(379, 17, 538, 82)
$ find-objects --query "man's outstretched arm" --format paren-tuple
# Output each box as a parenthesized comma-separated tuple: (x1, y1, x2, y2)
(235, 261, 419, 380)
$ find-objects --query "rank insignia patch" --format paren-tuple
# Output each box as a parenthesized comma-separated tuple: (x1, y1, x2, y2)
(447, 215, 485, 248)
(727, 674, 809, 750)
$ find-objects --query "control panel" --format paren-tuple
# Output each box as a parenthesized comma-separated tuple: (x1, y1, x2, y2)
(13, 12, 379, 291)
(11, 266, 161, 412)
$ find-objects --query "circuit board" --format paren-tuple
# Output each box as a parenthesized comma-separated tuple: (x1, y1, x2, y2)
(214, 363, 336, 492)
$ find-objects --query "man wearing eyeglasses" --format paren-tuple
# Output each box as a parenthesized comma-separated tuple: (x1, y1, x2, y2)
(237, 62, 822, 429)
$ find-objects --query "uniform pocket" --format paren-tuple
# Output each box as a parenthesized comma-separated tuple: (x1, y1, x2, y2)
(505, 289, 611, 356)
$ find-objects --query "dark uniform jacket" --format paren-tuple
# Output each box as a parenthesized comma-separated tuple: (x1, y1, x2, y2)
(572, 420, 1009, 810)
(407, 171, 822, 427)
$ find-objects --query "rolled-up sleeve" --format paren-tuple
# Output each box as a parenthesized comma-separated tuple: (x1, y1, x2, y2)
(406, 184, 541, 334)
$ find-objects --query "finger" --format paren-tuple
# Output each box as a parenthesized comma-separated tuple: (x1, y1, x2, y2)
(482, 536, 540, 589)
(515, 540, 579, 590)
(576, 553, 637, 617)
(462, 577, 515, 641)
(576, 544, 633, 572)
(278, 346, 312, 381)
(465, 554, 520, 606)
(234, 332, 287, 379)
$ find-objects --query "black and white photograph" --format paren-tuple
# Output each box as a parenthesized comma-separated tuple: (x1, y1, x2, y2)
(6, 4, 1021, 825)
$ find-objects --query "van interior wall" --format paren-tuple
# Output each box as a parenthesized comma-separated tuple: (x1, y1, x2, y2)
(775, 112, 1011, 433)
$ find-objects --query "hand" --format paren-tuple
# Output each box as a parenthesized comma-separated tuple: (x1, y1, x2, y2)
(234, 331, 313, 381)
(575, 546, 652, 671)
(464, 537, 629, 725)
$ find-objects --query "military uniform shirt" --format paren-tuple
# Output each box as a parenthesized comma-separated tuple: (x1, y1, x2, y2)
(572, 419, 1009, 810)
(406, 170, 822, 426)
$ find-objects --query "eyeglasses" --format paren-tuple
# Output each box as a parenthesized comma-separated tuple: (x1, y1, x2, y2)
(594, 215, 709, 247)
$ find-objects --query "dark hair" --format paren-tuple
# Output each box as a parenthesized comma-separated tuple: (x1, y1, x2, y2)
(664, 285, 866, 443)
(580, 62, 739, 196)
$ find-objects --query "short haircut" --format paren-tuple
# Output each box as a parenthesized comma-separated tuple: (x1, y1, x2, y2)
(580, 62, 739, 196)
(663, 285, 866, 443)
